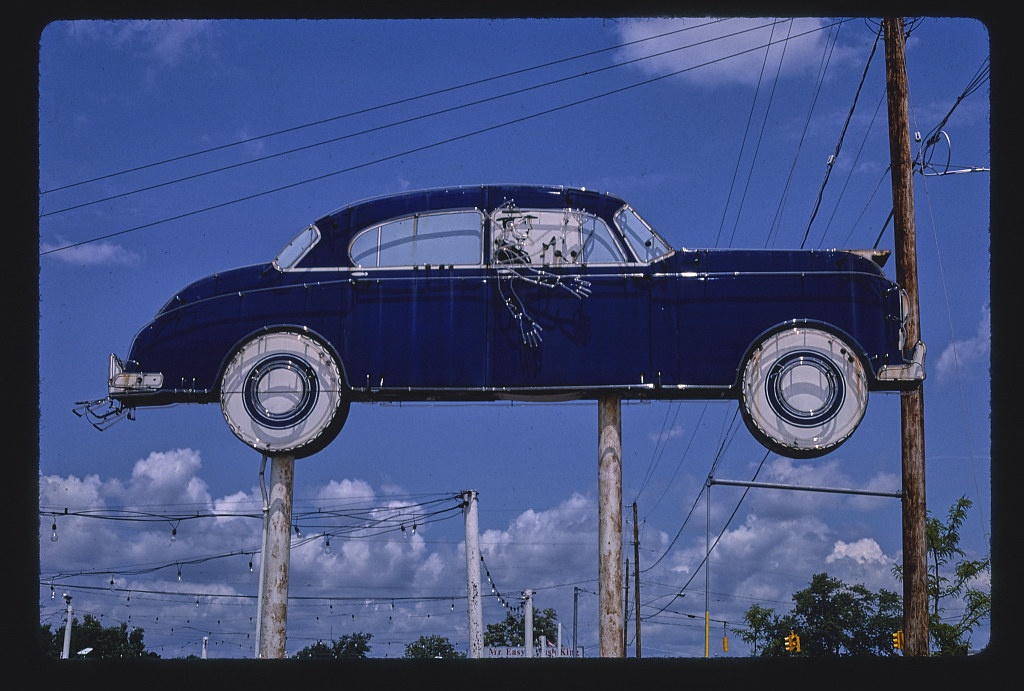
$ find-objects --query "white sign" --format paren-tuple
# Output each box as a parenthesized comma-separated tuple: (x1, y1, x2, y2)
(484, 646, 583, 658)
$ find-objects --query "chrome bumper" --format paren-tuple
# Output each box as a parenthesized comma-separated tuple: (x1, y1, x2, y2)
(108, 353, 163, 395)
(876, 341, 926, 382)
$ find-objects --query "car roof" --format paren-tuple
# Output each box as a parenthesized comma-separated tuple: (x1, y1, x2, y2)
(313, 184, 629, 235)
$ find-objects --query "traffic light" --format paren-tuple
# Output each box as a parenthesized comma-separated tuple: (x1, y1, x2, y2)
(892, 629, 904, 650)
(784, 631, 801, 653)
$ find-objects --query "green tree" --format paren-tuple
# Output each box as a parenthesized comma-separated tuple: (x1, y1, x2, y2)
(292, 632, 373, 659)
(893, 495, 991, 656)
(741, 574, 902, 657)
(738, 603, 779, 656)
(404, 634, 466, 659)
(39, 614, 155, 659)
(484, 607, 559, 647)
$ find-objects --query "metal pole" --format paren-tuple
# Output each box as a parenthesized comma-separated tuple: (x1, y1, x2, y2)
(572, 586, 579, 657)
(633, 502, 642, 659)
(254, 455, 269, 657)
(884, 16, 929, 657)
(523, 589, 534, 657)
(598, 395, 624, 657)
(258, 453, 294, 659)
(709, 477, 902, 498)
(60, 593, 73, 660)
(462, 490, 484, 658)
(623, 558, 630, 653)
(705, 480, 710, 658)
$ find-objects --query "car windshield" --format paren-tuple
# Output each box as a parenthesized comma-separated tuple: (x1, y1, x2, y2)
(614, 206, 672, 262)
(274, 224, 320, 269)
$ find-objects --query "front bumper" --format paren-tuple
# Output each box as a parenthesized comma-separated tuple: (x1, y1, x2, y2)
(876, 341, 926, 383)
(108, 353, 164, 396)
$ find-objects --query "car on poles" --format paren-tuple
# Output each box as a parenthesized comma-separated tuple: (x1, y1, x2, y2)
(79, 184, 925, 459)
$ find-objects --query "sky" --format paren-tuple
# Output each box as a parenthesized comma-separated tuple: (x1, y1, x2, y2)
(34, 16, 994, 660)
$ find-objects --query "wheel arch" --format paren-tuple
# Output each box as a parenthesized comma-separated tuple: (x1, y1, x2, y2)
(731, 318, 872, 392)
(214, 323, 351, 397)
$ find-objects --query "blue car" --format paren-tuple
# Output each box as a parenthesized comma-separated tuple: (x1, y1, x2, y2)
(84, 184, 925, 458)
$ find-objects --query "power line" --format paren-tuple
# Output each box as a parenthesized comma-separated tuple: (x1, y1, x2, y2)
(40, 18, 851, 256)
(41, 18, 732, 197)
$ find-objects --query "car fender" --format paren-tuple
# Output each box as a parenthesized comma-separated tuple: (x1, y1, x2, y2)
(731, 319, 870, 391)
(214, 324, 351, 396)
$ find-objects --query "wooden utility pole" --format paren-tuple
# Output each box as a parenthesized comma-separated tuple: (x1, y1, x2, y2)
(597, 395, 624, 657)
(257, 454, 295, 658)
(883, 16, 929, 657)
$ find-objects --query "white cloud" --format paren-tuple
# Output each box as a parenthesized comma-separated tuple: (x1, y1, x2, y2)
(40, 471, 108, 508)
(613, 17, 839, 88)
(62, 19, 215, 67)
(826, 537, 887, 565)
(40, 238, 141, 266)
(126, 448, 210, 506)
(934, 304, 990, 383)
(32, 450, 915, 658)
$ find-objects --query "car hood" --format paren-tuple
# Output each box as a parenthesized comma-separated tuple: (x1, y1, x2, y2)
(155, 263, 276, 316)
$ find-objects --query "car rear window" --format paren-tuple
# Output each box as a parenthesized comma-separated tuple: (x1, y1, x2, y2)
(350, 210, 484, 267)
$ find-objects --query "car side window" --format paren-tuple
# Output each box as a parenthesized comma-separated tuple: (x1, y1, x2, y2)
(491, 208, 626, 265)
(350, 210, 484, 267)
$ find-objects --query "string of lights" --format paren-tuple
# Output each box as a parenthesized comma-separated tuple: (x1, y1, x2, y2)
(41, 493, 467, 586)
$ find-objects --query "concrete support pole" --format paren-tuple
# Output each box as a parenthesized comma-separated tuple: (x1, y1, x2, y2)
(462, 490, 484, 658)
(258, 454, 294, 659)
(598, 396, 624, 657)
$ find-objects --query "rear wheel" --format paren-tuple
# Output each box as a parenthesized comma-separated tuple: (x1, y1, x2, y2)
(220, 330, 349, 458)
(740, 327, 868, 458)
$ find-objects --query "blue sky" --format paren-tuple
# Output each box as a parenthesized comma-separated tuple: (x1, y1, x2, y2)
(36, 17, 992, 659)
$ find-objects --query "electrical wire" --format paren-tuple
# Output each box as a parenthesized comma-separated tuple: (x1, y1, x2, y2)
(40, 18, 852, 256)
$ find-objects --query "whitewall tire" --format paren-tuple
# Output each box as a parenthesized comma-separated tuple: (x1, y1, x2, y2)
(220, 330, 348, 458)
(740, 327, 868, 458)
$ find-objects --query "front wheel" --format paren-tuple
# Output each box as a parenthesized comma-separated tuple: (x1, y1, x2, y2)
(740, 327, 868, 458)
(220, 330, 349, 458)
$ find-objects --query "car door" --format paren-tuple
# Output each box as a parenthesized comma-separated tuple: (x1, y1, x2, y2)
(486, 207, 652, 393)
(343, 209, 489, 394)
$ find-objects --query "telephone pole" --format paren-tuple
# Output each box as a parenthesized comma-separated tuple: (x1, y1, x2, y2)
(883, 16, 929, 656)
